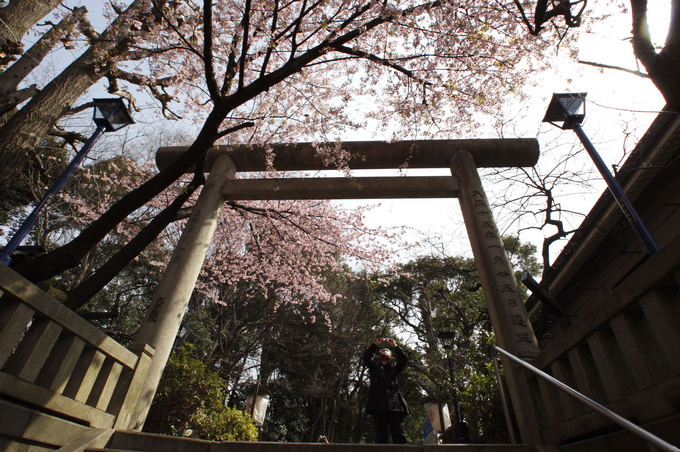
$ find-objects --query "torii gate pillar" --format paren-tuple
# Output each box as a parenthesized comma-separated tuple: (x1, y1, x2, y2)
(451, 150, 541, 443)
(128, 155, 236, 430)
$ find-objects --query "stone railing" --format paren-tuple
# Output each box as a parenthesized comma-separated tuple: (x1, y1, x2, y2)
(527, 235, 680, 445)
(0, 263, 154, 435)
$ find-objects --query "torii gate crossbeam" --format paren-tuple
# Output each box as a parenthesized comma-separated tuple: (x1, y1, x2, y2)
(130, 139, 543, 443)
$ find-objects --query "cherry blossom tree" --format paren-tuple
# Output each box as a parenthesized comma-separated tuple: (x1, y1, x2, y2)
(12, 139, 394, 318)
(10, 0, 552, 295)
(197, 200, 394, 317)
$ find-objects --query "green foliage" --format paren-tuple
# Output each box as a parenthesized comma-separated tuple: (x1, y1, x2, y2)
(502, 235, 541, 281)
(459, 360, 508, 443)
(258, 272, 387, 443)
(145, 345, 258, 441)
(153, 238, 539, 444)
(373, 237, 538, 443)
(191, 406, 258, 442)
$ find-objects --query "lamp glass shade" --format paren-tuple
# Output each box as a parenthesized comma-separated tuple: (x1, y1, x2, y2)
(93, 98, 134, 131)
(437, 331, 455, 349)
(542, 92, 587, 128)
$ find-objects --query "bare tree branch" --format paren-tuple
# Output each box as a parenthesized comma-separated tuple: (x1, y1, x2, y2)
(578, 59, 650, 78)
(332, 44, 428, 84)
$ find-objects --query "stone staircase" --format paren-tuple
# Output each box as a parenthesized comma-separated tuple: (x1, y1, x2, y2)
(6, 369, 676, 452)
(94, 430, 546, 452)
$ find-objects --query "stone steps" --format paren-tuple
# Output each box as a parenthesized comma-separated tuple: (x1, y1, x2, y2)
(98, 430, 543, 452)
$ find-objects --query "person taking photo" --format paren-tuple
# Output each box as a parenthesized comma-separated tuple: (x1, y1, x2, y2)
(362, 337, 409, 443)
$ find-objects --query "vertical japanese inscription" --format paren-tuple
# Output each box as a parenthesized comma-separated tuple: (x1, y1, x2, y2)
(452, 152, 538, 359)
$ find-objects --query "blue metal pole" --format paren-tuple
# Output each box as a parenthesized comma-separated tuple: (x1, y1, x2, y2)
(0, 125, 106, 265)
(569, 121, 659, 255)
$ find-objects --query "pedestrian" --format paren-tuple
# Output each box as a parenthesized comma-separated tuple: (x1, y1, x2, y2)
(362, 337, 409, 443)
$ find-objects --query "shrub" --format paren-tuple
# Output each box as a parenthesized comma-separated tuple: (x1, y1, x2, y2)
(146, 344, 258, 441)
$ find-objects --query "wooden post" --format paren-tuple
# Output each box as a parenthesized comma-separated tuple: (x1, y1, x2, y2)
(450, 150, 542, 443)
(128, 155, 236, 430)
(112, 344, 154, 430)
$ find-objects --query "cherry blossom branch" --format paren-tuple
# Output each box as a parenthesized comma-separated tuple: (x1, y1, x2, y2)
(238, 0, 253, 90)
(226, 201, 340, 248)
(228, 0, 441, 109)
(150, 0, 203, 58)
(223, 52, 238, 96)
(512, 0, 538, 35)
(288, 0, 309, 59)
(215, 121, 256, 139)
(65, 169, 207, 310)
(259, 0, 279, 77)
(203, 0, 220, 99)
(273, 0, 319, 47)
(124, 46, 190, 60)
(512, 0, 586, 36)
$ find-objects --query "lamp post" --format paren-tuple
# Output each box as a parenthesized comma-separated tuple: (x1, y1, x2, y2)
(437, 330, 464, 442)
(0, 98, 134, 265)
(543, 92, 658, 255)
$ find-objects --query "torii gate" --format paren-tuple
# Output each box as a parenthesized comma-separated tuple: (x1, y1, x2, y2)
(129, 139, 543, 443)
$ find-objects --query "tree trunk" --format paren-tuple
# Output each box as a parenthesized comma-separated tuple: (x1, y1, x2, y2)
(630, 0, 680, 110)
(0, 0, 63, 65)
(0, 7, 86, 116)
(0, 0, 151, 188)
(0, 47, 101, 189)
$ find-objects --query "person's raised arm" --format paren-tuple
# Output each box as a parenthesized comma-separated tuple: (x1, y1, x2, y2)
(363, 342, 379, 366)
(393, 343, 407, 373)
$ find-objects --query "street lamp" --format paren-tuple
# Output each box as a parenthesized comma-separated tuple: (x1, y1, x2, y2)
(437, 330, 464, 442)
(0, 98, 134, 265)
(543, 93, 659, 255)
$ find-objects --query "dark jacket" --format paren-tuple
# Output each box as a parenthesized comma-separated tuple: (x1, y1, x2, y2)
(363, 343, 410, 415)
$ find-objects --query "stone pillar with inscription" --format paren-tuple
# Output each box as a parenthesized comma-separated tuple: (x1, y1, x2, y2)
(128, 155, 236, 430)
(450, 150, 542, 443)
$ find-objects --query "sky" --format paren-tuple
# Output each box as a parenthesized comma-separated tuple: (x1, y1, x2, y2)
(22, 0, 670, 269)
(338, 1, 669, 264)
